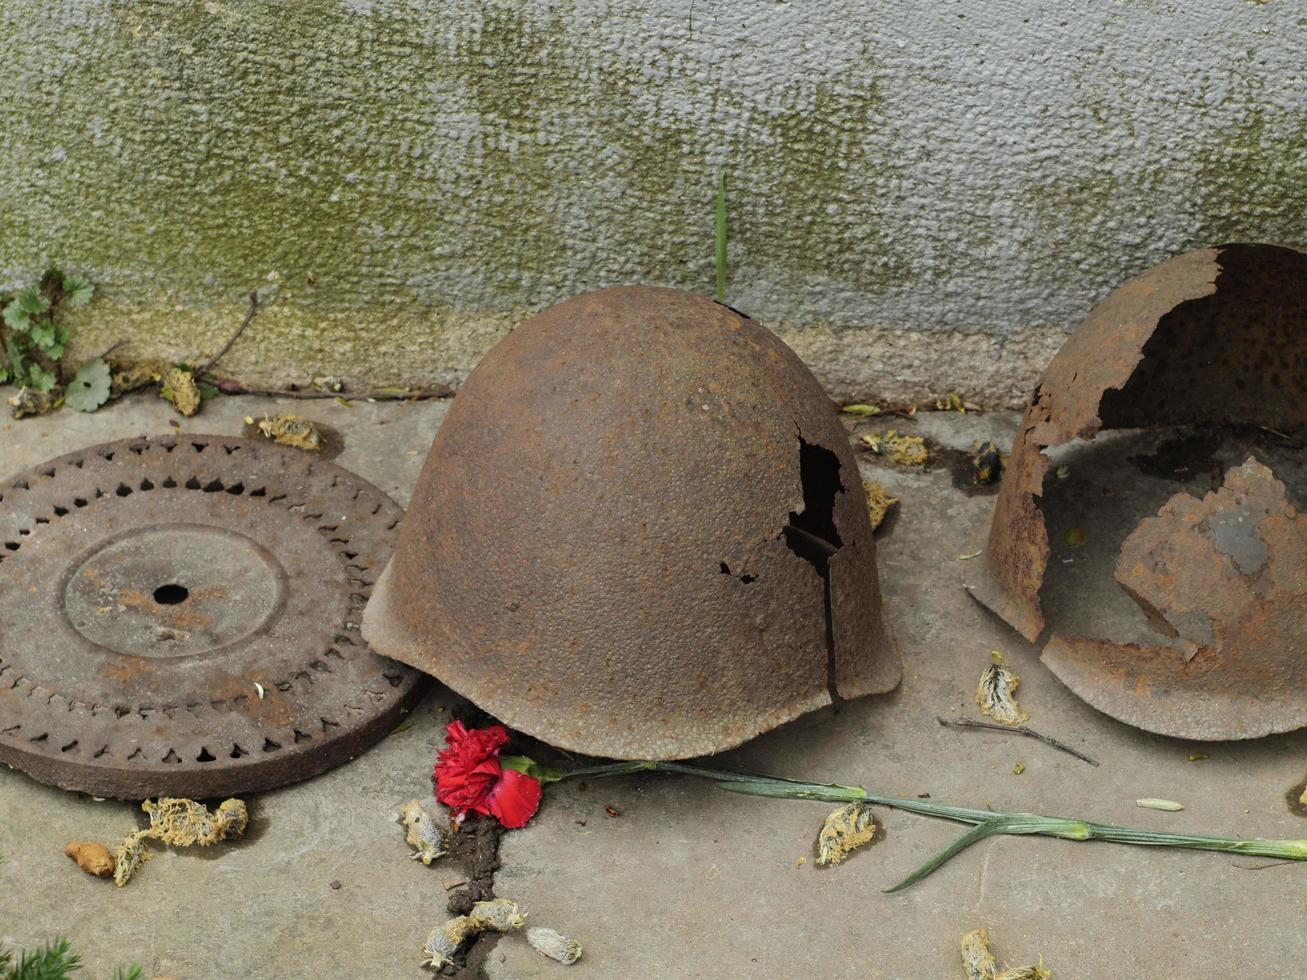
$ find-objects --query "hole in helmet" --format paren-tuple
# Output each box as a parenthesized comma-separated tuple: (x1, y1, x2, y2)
(782, 438, 845, 699)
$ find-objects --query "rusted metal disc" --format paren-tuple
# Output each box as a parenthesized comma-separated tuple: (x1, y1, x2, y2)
(0, 435, 425, 798)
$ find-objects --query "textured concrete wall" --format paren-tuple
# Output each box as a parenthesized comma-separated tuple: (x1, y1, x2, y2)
(1, 0, 1304, 405)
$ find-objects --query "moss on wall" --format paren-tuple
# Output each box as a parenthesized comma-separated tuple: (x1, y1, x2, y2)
(1, 0, 1305, 403)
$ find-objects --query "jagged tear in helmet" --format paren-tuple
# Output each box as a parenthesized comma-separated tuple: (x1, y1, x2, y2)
(363, 286, 900, 759)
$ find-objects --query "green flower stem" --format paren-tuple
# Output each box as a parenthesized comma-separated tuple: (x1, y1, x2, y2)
(545, 759, 1307, 890)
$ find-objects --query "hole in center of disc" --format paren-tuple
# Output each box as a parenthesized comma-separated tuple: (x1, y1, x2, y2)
(153, 583, 190, 605)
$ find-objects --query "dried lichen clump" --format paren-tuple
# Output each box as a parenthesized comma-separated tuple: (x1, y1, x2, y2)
(976, 652, 1029, 725)
(863, 480, 899, 530)
(159, 366, 201, 416)
(255, 413, 323, 452)
(109, 358, 166, 397)
(64, 840, 115, 878)
(400, 799, 447, 865)
(111, 797, 249, 886)
(960, 928, 1051, 980)
(816, 802, 878, 866)
(144, 797, 249, 846)
(860, 429, 928, 466)
(527, 927, 583, 965)
(113, 829, 154, 888)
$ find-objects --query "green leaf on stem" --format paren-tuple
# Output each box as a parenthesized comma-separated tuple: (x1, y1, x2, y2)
(499, 755, 569, 784)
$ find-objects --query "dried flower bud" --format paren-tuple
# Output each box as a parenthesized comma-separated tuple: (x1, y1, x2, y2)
(527, 927, 583, 965)
(1136, 798, 1184, 812)
(422, 915, 474, 969)
(816, 802, 877, 867)
(468, 898, 527, 932)
(399, 799, 447, 865)
(976, 652, 1029, 725)
(961, 927, 1050, 980)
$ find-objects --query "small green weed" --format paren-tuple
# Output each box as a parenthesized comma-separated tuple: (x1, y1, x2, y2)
(0, 937, 142, 980)
(0, 270, 108, 412)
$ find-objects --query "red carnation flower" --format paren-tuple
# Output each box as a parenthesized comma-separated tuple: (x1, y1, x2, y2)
(434, 721, 542, 829)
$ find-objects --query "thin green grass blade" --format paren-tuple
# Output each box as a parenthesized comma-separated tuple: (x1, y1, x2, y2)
(715, 171, 727, 303)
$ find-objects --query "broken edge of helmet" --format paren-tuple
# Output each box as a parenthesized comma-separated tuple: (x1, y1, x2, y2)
(363, 285, 901, 760)
(965, 243, 1307, 740)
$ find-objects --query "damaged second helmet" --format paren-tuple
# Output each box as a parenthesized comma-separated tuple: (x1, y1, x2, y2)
(363, 286, 900, 759)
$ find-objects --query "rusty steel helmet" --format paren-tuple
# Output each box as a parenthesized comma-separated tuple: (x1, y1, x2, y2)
(363, 286, 900, 759)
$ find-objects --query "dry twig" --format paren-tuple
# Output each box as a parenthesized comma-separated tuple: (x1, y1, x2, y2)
(937, 716, 1099, 767)
(201, 291, 259, 375)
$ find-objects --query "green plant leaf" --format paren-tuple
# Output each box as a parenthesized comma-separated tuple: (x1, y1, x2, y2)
(26, 365, 57, 392)
(17, 286, 49, 316)
(3, 299, 30, 332)
(65, 358, 111, 412)
(61, 275, 94, 308)
(28, 318, 56, 350)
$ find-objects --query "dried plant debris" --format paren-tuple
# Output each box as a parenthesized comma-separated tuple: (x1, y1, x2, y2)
(109, 358, 167, 396)
(863, 480, 899, 530)
(421, 899, 527, 970)
(65, 840, 115, 878)
(113, 829, 154, 888)
(400, 799, 448, 865)
(527, 927, 583, 965)
(960, 928, 1051, 980)
(159, 366, 201, 417)
(144, 797, 248, 846)
(253, 413, 324, 452)
(1136, 799, 1184, 812)
(7, 386, 61, 418)
(111, 797, 248, 886)
(972, 440, 1003, 485)
(860, 430, 928, 466)
(976, 652, 1029, 726)
(816, 802, 878, 867)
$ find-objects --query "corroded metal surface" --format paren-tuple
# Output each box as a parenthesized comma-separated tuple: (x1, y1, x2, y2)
(965, 243, 1307, 739)
(363, 286, 900, 760)
(0, 435, 425, 798)
(1045, 459, 1307, 739)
